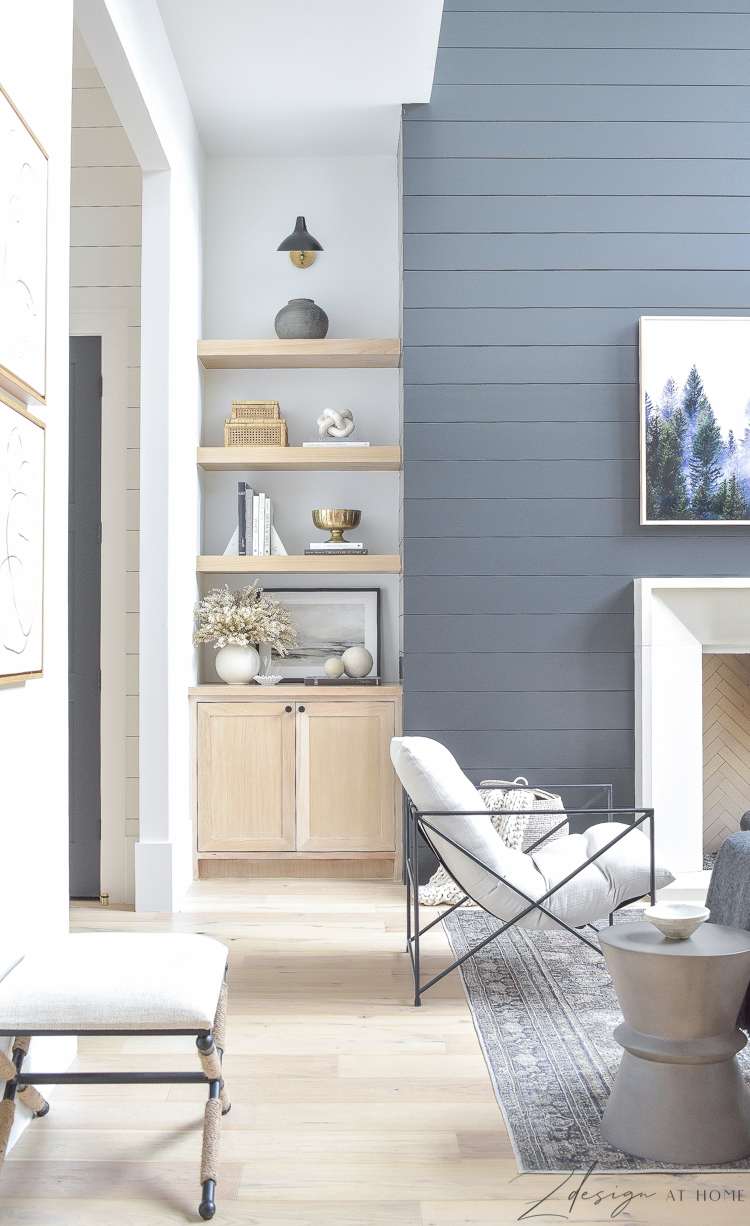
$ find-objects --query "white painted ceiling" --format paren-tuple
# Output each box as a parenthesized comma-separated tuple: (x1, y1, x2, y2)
(155, 0, 444, 156)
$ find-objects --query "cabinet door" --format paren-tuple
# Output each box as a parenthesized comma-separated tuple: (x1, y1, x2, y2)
(197, 702, 296, 851)
(296, 701, 397, 852)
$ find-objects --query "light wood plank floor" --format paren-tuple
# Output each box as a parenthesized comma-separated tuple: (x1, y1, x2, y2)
(1, 879, 749, 1223)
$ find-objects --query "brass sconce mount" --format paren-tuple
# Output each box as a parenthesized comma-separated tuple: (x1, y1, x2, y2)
(278, 215, 323, 269)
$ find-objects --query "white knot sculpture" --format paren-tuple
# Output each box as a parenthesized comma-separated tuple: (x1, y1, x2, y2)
(317, 407, 355, 439)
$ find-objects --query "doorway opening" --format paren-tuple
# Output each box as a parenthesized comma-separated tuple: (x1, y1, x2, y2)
(68, 335, 102, 898)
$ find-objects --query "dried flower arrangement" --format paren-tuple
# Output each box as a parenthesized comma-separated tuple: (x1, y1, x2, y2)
(193, 582, 298, 655)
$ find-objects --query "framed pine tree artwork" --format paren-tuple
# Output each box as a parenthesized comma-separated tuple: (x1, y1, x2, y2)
(640, 316, 750, 525)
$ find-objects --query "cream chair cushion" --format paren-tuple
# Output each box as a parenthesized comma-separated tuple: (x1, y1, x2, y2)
(0, 934, 227, 1032)
(391, 736, 675, 929)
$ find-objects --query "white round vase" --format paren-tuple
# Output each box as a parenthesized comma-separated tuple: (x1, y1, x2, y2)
(215, 643, 260, 684)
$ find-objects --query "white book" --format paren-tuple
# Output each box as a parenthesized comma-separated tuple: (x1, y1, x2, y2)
(302, 440, 370, 447)
(223, 527, 239, 555)
(271, 525, 287, 556)
(309, 541, 364, 550)
(265, 499, 273, 555)
(252, 494, 260, 555)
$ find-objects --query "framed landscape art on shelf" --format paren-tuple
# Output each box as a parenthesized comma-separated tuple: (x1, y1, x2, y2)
(262, 588, 380, 678)
(0, 390, 44, 683)
(0, 82, 48, 405)
(640, 316, 750, 525)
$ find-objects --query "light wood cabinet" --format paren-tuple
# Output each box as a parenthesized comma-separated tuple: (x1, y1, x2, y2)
(296, 702, 397, 852)
(191, 686, 402, 876)
(197, 701, 296, 852)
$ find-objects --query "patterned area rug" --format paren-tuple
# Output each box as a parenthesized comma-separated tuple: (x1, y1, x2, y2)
(442, 908, 750, 1173)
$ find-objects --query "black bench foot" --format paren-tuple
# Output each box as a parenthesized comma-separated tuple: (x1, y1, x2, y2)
(199, 1179, 216, 1219)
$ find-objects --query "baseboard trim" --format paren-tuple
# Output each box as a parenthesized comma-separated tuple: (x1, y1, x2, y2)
(197, 856, 396, 879)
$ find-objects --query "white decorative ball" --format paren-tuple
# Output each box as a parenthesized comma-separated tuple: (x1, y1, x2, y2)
(215, 643, 260, 684)
(341, 646, 373, 678)
(324, 656, 346, 678)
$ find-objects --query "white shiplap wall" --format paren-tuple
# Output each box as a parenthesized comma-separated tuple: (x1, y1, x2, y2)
(70, 27, 141, 902)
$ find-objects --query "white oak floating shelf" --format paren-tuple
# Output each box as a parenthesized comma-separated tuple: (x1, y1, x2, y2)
(197, 555, 402, 575)
(197, 338, 402, 369)
(197, 445, 401, 472)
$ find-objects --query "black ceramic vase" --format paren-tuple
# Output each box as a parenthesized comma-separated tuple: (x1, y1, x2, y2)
(274, 298, 329, 340)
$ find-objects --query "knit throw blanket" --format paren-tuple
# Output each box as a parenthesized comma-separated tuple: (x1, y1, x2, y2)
(705, 831, 750, 1032)
(418, 780, 564, 908)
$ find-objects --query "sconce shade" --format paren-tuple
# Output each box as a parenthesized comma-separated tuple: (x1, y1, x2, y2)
(277, 216, 323, 252)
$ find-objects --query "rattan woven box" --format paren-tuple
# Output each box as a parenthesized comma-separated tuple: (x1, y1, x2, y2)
(230, 400, 281, 420)
(224, 418, 289, 447)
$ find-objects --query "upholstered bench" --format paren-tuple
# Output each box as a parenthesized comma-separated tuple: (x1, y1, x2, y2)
(0, 933, 230, 1219)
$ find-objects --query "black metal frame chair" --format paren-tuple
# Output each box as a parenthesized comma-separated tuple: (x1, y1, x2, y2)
(405, 792, 656, 1007)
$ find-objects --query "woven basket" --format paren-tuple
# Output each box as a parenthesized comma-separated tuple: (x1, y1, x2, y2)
(231, 400, 280, 420)
(224, 418, 289, 447)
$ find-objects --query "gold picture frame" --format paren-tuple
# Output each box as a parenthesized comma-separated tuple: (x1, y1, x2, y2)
(0, 387, 45, 684)
(0, 80, 48, 405)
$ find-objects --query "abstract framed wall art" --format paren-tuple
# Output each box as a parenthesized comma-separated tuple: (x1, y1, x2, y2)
(0, 390, 44, 683)
(0, 81, 48, 405)
(640, 316, 750, 525)
(263, 588, 380, 678)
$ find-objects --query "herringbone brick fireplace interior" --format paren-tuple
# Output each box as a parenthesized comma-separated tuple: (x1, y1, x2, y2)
(703, 654, 750, 852)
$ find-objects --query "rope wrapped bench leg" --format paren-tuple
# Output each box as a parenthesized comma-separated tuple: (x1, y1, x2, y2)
(200, 1096, 221, 1184)
(211, 983, 231, 1114)
(198, 1045, 231, 1115)
(17, 1085, 49, 1116)
(0, 1099, 15, 1175)
(198, 986, 231, 1117)
(199, 1089, 222, 1220)
(213, 982, 227, 1054)
(12, 1037, 49, 1118)
(3, 1039, 49, 1119)
(0, 1036, 49, 1178)
(197, 1045, 223, 1082)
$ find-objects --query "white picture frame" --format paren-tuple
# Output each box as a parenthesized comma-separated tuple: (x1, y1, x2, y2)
(0, 81, 48, 405)
(264, 588, 380, 678)
(640, 315, 750, 525)
(0, 389, 45, 683)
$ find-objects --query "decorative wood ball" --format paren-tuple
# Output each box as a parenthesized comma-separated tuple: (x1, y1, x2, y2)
(341, 646, 373, 678)
(324, 657, 346, 678)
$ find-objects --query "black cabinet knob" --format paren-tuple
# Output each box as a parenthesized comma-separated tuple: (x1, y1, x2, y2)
(298, 705, 305, 713)
(284, 706, 292, 713)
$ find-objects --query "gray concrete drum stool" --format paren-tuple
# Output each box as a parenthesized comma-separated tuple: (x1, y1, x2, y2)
(599, 921, 750, 1164)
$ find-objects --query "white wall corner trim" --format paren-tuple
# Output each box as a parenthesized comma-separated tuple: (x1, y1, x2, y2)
(134, 841, 173, 912)
(74, 0, 204, 912)
(635, 577, 750, 875)
(74, 0, 169, 171)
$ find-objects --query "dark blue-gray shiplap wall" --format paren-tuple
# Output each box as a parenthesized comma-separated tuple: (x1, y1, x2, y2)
(402, 0, 750, 805)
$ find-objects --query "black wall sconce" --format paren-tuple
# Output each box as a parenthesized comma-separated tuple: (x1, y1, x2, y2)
(277, 216, 323, 268)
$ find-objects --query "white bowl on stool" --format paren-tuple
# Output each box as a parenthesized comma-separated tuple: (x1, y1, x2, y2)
(644, 901, 710, 941)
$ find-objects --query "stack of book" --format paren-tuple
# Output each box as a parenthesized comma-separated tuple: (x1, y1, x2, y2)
(304, 677, 381, 686)
(302, 440, 370, 448)
(237, 482, 286, 556)
(305, 541, 368, 557)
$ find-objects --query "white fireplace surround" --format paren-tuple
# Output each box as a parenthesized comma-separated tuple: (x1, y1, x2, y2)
(635, 578, 750, 875)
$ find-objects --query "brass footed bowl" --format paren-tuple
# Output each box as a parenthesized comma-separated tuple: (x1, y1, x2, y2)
(312, 508, 361, 544)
